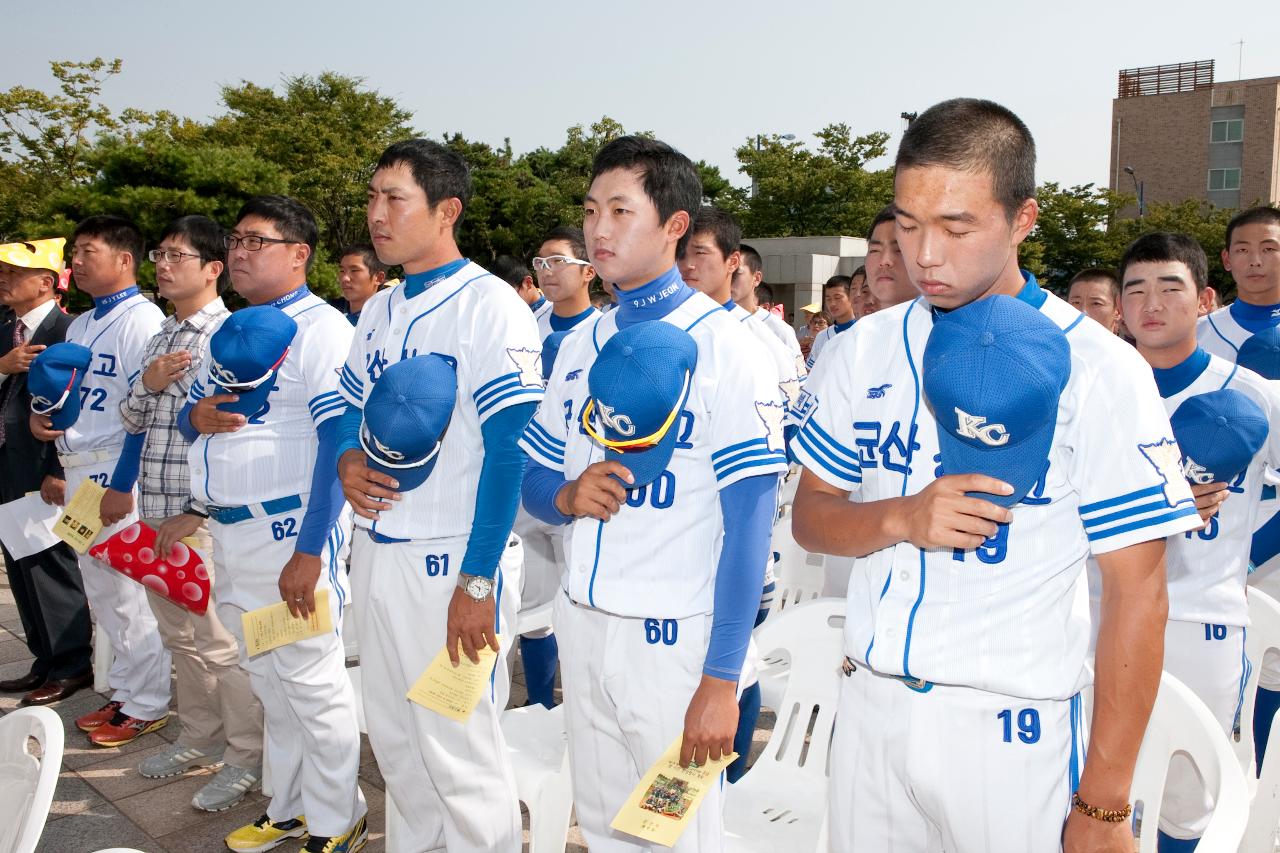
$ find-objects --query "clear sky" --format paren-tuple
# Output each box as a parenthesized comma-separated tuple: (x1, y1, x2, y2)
(4, 0, 1278, 191)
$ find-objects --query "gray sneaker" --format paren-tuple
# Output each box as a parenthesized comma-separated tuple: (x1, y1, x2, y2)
(137, 743, 225, 779)
(192, 763, 262, 812)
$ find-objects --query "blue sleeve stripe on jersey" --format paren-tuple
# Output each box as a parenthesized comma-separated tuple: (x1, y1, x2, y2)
(793, 429, 862, 485)
(521, 424, 565, 465)
(311, 400, 349, 423)
(1077, 484, 1164, 516)
(717, 454, 787, 482)
(127, 369, 140, 387)
(519, 434, 564, 469)
(477, 386, 543, 419)
(713, 444, 782, 475)
(338, 366, 364, 398)
(1080, 499, 1175, 530)
(1085, 505, 1199, 543)
(525, 418, 566, 451)
(474, 371, 521, 403)
(309, 390, 344, 415)
(190, 379, 206, 402)
(797, 418, 862, 473)
(711, 436, 770, 463)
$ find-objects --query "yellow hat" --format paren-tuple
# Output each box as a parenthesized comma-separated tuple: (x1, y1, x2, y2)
(801, 302, 821, 314)
(0, 238, 66, 274)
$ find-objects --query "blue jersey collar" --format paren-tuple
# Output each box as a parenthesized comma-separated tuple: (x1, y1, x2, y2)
(1152, 347, 1211, 398)
(615, 267, 694, 329)
(92, 285, 140, 319)
(267, 284, 311, 309)
(1230, 298, 1280, 335)
(833, 319, 855, 333)
(404, 258, 468, 300)
(549, 305, 596, 333)
(530, 295, 547, 313)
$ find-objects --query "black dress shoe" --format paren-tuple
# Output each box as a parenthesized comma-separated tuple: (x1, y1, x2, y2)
(20, 670, 94, 706)
(0, 671, 46, 693)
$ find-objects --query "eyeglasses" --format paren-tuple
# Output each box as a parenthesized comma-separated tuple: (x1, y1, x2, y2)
(223, 235, 297, 252)
(532, 255, 590, 273)
(148, 249, 204, 264)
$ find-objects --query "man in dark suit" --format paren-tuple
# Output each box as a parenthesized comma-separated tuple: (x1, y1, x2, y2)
(0, 237, 93, 705)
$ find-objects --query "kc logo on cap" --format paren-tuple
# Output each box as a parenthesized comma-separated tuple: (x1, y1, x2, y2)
(28, 342, 93, 430)
(207, 306, 298, 417)
(583, 321, 699, 488)
(360, 355, 458, 492)
(1169, 389, 1268, 486)
(923, 295, 1071, 508)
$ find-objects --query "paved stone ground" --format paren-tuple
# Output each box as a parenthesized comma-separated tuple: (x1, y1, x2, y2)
(1, 562, 772, 852)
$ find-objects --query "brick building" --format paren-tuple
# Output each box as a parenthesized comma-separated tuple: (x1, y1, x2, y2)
(1110, 60, 1280, 217)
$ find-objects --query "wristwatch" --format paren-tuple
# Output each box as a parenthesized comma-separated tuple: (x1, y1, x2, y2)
(459, 573, 494, 602)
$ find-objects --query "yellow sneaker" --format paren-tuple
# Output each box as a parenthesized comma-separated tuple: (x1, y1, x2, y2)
(224, 813, 307, 852)
(302, 815, 367, 853)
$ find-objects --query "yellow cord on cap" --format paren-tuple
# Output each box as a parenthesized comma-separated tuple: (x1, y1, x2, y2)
(581, 371, 690, 452)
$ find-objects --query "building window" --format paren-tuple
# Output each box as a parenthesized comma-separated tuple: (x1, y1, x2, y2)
(1211, 119, 1244, 143)
(1208, 168, 1242, 191)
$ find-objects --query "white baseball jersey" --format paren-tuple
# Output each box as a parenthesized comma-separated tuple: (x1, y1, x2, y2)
(58, 288, 164, 456)
(1161, 354, 1280, 626)
(532, 296, 553, 331)
(756, 307, 803, 360)
(729, 303, 805, 415)
(536, 304, 599, 341)
(792, 289, 1201, 700)
(187, 288, 353, 506)
(518, 291, 788, 618)
(805, 321, 852, 369)
(1199, 302, 1280, 359)
(337, 262, 544, 541)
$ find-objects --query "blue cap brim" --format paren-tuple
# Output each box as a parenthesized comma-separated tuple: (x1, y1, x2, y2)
(214, 379, 276, 417)
(366, 452, 439, 492)
(606, 423, 680, 489)
(936, 416, 1057, 508)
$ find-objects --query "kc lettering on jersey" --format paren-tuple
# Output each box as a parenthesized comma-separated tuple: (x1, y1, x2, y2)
(187, 289, 353, 505)
(792, 285, 1200, 700)
(337, 262, 544, 542)
(59, 288, 164, 456)
(518, 291, 787, 619)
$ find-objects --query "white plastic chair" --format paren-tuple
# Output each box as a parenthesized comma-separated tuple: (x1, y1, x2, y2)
(1127, 672, 1249, 852)
(1238, 588, 1280, 852)
(768, 520, 826, 615)
(0, 706, 65, 853)
(502, 704, 573, 853)
(515, 601, 553, 638)
(724, 599, 845, 853)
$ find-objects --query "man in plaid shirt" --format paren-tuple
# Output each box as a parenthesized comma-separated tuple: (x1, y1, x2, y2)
(108, 215, 265, 811)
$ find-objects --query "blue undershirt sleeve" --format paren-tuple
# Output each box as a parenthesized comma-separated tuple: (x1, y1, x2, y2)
(108, 430, 147, 493)
(704, 472, 780, 681)
(177, 401, 199, 443)
(296, 417, 344, 557)
(335, 403, 363, 458)
(460, 402, 538, 579)
(521, 457, 573, 526)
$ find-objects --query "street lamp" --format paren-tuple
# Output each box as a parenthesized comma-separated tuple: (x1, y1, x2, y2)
(751, 132, 796, 198)
(1123, 165, 1145, 217)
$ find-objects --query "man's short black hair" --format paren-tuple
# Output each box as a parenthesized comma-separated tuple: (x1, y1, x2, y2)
(851, 265, 866, 282)
(1226, 205, 1280, 247)
(823, 274, 852, 294)
(375, 138, 472, 232)
(895, 98, 1036, 221)
(755, 282, 775, 304)
(739, 243, 762, 276)
(687, 206, 742, 260)
(72, 214, 145, 270)
(158, 215, 229, 292)
(492, 255, 532, 288)
(1067, 268, 1119, 302)
(340, 243, 389, 277)
(1119, 232, 1208, 292)
(867, 205, 897, 241)
(235, 195, 319, 272)
(590, 136, 702, 256)
(541, 225, 588, 261)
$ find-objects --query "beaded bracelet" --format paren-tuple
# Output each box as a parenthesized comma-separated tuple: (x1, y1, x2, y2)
(1071, 792, 1132, 823)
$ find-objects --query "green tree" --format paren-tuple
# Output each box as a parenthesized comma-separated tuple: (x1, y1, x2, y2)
(1023, 183, 1128, 290)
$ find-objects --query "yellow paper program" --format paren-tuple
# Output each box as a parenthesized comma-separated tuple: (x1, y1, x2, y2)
(240, 589, 332, 656)
(610, 737, 738, 847)
(53, 480, 106, 554)
(406, 639, 501, 722)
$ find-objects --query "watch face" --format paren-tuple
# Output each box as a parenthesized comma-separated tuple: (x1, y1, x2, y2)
(466, 576, 493, 599)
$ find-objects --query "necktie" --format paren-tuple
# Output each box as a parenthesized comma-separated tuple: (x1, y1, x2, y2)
(0, 321, 27, 448)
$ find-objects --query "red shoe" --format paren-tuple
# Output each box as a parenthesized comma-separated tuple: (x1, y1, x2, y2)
(89, 712, 168, 747)
(76, 701, 123, 732)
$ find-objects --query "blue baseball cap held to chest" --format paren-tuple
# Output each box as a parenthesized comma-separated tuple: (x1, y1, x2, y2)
(583, 321, 698, 488)
(28, 341, 93, 430)
(208, 306, 297, 417)
(1170, 389, 1268, 486)
(923, 295, 1071, 507)
(360, 355, 458, 491)
(1237, 327, 1280, 381)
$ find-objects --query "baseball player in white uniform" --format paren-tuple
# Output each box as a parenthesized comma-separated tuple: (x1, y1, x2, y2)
(519, 137, 785, 851)
(804, 273, 856, 369)
(182, 197, 365, 853)
(733, 246, 803, 362)
(29, 215, 172, 744)
(1118, 231, 1280, 850)
(791, 99, 1200, 853)
(336, 139, 539, 853)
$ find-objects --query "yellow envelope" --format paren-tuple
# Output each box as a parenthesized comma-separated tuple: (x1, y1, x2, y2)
(53, 480, 106, 554)
(240, 589, 332, 656)
(610, 737, 738, 847)
(406, 639, 501, 722)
